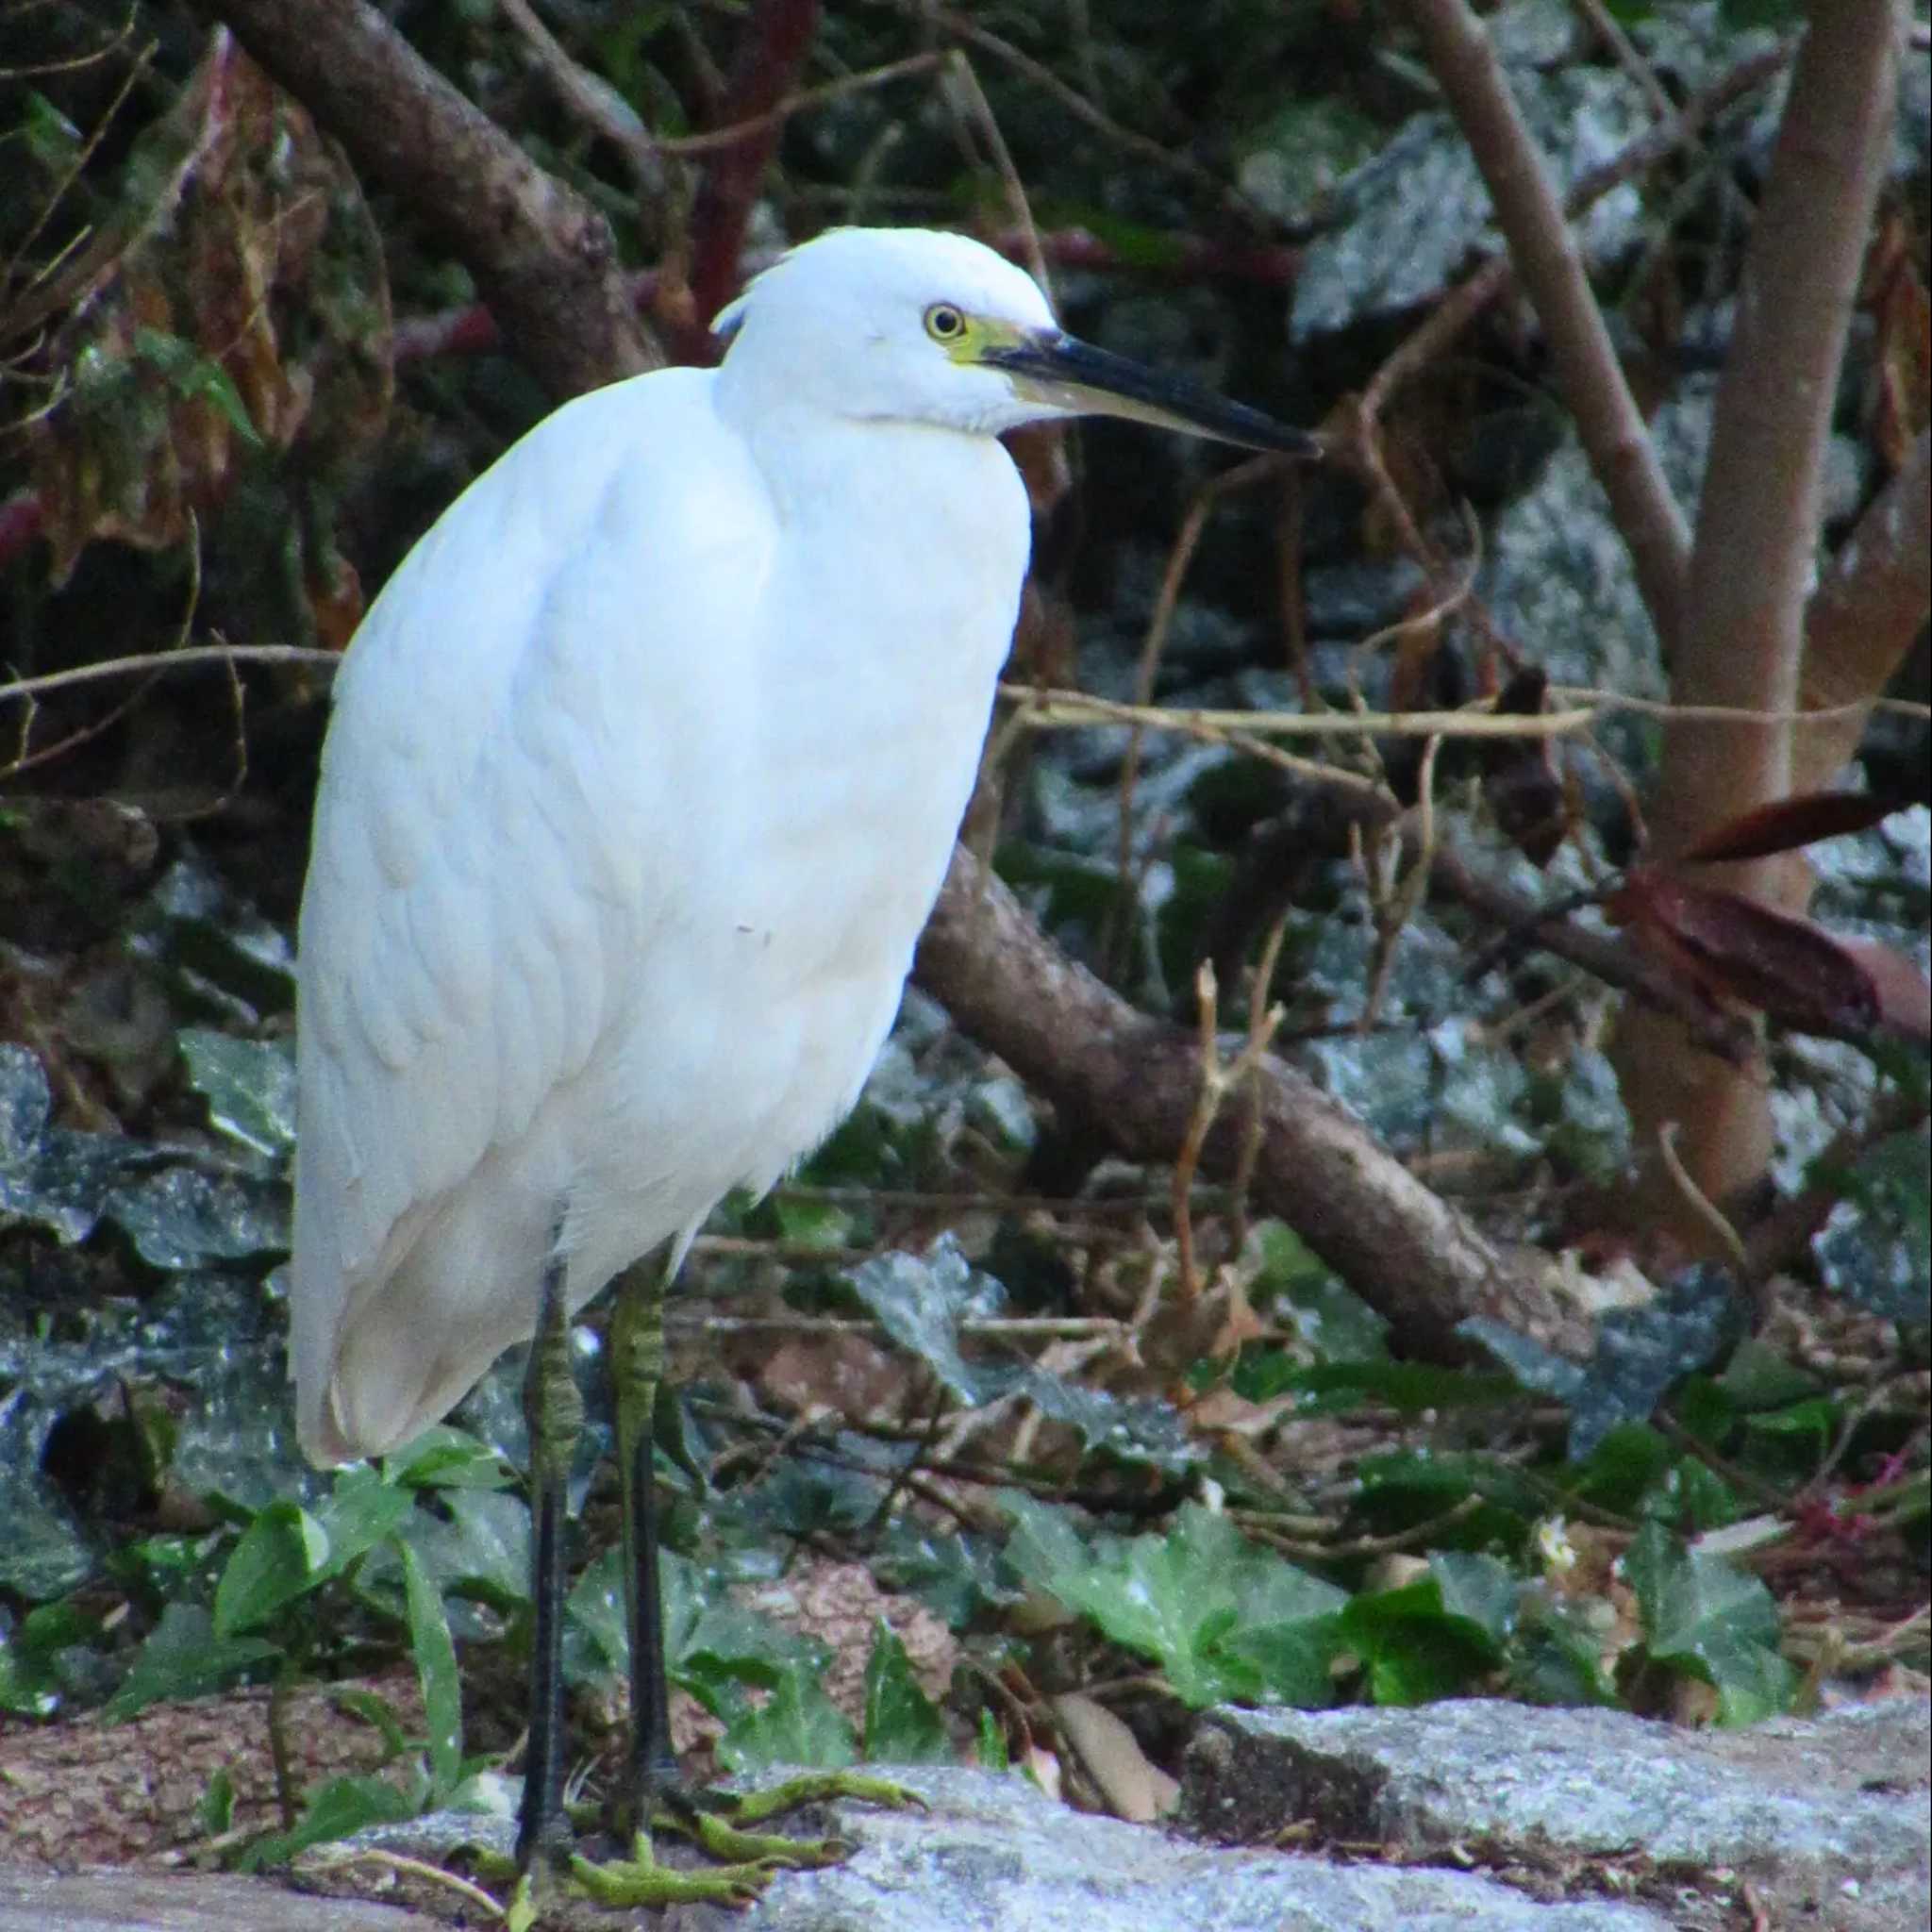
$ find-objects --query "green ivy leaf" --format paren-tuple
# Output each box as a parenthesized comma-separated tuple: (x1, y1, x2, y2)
(1565, 1423, 1672, 1516)
(1338, 1564, 1507, 1707)
(1624, 1522, 1796, 1724)
(1004, 1498, 1344, 1708)
(719, 1662, 857, 1772)
(384, 1488, 529, 1613)
(396, 1537, 463, 1795)
(104, 1604, 280, 1721)
(102, 1165, 290, 1272)
(237, 1771, 425, 1870)
(860, 1620, 951, 1765)
(1467, 1267, 1743, 1458)
(843, 1239, 996, 1402)
(0, 1598, 103, 1716)
(1740, 1397, 1840, 1480)
(213, 1501, 330, 1639)
(565, 1546, 631, 1685)
(383, 1426, 514, 1491)
(1428, 1551, 1520, 1648)
(311, 1467, 415, 1578)
(1354, 1450, 1544, 1550)
(570, 1549, 824, 1724)
(1660, 1456, 1742, 1535)
(177, 1029, 297, 1161)
(1507, 1593, 1619, 1707)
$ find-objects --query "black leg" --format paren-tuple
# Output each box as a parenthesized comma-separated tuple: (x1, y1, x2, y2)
(627, 1387, 680, 1799)
(503, 1254, 910, 1916)
(610, 1260, 678, 1833)
(516, 1245, 582, 1875)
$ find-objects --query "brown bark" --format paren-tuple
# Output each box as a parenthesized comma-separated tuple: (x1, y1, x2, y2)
(209, 0, 656, 399)
(1793, 429, 1932, 793)
(687, 0, 824, 343)
(1394, 0, 1692, 652)
(915, 847, 1588, 1363)
(1619, 0, 1904, 1236)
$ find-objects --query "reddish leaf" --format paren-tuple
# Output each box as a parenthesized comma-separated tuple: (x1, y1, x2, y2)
(1677, 792, 1899, 866)
(1837, 941, 1932, 1042)
(1609, 873, 1882, 1034)
(25, 38, 390, 585)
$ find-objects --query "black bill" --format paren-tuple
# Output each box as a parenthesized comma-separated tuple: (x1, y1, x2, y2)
(984, 331, 1319, 457)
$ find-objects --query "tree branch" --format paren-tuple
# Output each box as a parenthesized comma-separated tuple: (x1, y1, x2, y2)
(1651, 0, 1904, 867)
(686, 0, 823, 346)
(1613, 2, 1904, 1224)
(209, 0, 656, 398)
(1793, 428, 1932, 793)
(1394, 0, 1692, 652)
(915, 846, 1589, 1364)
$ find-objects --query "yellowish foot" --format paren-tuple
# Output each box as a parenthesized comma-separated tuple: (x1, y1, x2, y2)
(570, 1829, 771, 1908)
(723, 1769, 926, 1826)
(493, 1772, 926, 1920)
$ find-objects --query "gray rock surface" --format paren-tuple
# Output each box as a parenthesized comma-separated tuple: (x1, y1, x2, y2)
(13, 1703, 1924, 1931)
(339, 1763, 1670, 1931)
(1186, 1698, 1931, 1932)
(0, 1869, 440, 1932)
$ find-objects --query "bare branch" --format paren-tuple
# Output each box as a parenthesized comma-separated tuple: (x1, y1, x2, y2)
(902, 2, 1265, 224)
(1393, 0, 1693, 649)
(1361, 37, 1792, 424)
(1794, 427, 1932, 792)
(498, 0, 668, 202)
(687, 0, 824, 344)
(212, 0, 655, 398)
(1652, 0, 1905, 867)
(915, 845, 1589, 1364)
(1613, 3, 1905, 1222)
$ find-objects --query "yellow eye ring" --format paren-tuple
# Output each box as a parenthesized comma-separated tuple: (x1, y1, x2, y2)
(924, 303, 967, 342)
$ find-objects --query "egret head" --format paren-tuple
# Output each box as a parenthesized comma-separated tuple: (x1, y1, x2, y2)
(713, 227, 1316, 456)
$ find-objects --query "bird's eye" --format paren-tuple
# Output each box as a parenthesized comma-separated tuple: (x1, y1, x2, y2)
(924, 304, 968, 342)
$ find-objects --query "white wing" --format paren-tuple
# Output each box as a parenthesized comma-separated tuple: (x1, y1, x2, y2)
(291, 367, 774, 1460)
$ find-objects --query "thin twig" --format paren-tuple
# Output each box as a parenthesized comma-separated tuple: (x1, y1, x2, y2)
(1227, 908, 1293, 1259)
(1236, 1492, 1486, 1559)
(2, 37, 158, 327)
(1656, 1121, 1749, 1272)
(669, 1313, 1132, 1341)
(300, 1847, 506, 1921)
(1570, 0, 1674, 120)
(1360, 732, 1443, 1035)
(903, 3, 1265, 223)
(1359, 38, 1791, 428)
(939, 52, 1047, 296)
(0, 641, 338, 705)
(687, 0, 824, 340)
(1113, 455, 1283, 906)
(652, 52, 946, 154)
(498, 0, 667, 198)
(1170, 963, 1223, 1310)
(1017, 683, 1594, 741)
(1006, 680, 1918, 739)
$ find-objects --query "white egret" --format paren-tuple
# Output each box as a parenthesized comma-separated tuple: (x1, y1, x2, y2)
(291, 225, 1315, 1905)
